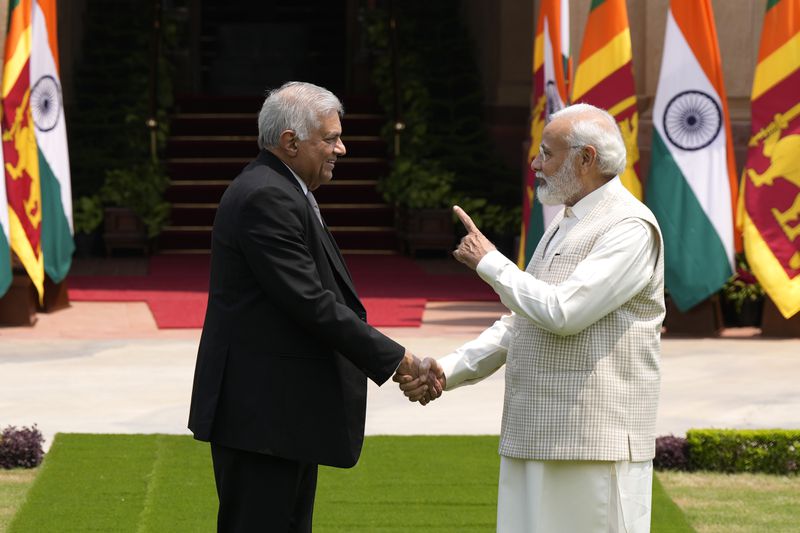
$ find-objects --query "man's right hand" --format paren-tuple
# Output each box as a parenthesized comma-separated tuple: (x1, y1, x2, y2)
(392, 352, 445, 406)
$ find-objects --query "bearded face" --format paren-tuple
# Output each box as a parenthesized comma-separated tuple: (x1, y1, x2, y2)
(536, 150, 584, 206)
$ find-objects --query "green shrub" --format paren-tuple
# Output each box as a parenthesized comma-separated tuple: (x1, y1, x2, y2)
(72, 195, 104, 234)
(364, 2, 521, 235)
(686, 429, 800, 475)
(100, 163, 171, 238)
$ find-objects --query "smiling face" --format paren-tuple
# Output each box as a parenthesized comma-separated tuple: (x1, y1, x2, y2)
(293, 112, 346, 191)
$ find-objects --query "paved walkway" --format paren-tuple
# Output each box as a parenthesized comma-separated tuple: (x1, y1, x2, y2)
(1, 300, 799, 449)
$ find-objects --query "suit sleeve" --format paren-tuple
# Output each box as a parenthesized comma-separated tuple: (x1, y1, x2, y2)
(237, 185, 404, 385)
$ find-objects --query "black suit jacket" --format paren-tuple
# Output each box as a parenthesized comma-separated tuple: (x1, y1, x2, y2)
(189, 150, 404, 468)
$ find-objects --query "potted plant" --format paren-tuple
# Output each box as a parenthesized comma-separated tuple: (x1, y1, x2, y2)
(72, 195, 104, 257)
(379, 157, 456, 254)
(100, 162, 171, 255)
(364, 2, 520, 256)
(720, 255, 765, 327)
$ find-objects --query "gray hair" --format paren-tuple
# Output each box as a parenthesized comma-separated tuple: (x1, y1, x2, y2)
(550, 103, 626, 177)
(257, 81, 344, 150)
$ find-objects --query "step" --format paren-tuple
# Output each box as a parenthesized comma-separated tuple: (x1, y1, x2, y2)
(169, 203, 394, 227)
(168, 203, 219, 226)
(328, 227, 397, 251)
(165, 179, 383, 204)
(166, 135, 387, 158)
(158, 226, 213, 251)
(175, 95, 263, 114)
(174, 94, 383, 115)
(158, 225, 397, 252)
(171, 114, 257, 136)
(166, 180, 230, 203)
(167, 157, 387, 180)
(170, 113, 384, 137)
(312, 180, 384, 204)
(319, 204, 394, 226)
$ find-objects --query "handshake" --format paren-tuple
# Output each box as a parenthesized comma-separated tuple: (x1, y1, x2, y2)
(392, 352, 446, 406)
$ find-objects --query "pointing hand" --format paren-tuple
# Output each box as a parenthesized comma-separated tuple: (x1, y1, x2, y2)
(452, 205, 496, 270)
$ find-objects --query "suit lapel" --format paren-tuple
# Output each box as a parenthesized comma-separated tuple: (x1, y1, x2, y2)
(317, 223, 360, 300)
(260, 150, 361, 302)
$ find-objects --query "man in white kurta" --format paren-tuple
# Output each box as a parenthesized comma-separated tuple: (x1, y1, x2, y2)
(437, 104, 664, 533)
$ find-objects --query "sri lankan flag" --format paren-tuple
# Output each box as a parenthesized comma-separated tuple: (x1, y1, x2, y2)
(518, 0, 571, 268)
(739, 0, 800, 318)
(3, 0, 73, 301)
(572, 0, 641, 200)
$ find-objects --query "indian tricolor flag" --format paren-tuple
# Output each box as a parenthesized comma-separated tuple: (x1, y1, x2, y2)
(3, 0, 73, 301)
(739, 0, 800, 319)
(518, 0, 570, 268)
(572, 0, 641, 200)
(645, 0, 737, 311)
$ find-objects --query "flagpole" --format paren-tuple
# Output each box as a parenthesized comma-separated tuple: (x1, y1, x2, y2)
(147, 0, 163, 163)
(387, 0, 404, 156)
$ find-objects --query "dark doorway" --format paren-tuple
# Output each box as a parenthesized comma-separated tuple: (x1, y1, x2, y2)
(199, 0, 347, 95)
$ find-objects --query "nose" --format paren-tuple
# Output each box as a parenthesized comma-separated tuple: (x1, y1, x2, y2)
(531, 154, 541, 171)
(335, 138, 346, 156)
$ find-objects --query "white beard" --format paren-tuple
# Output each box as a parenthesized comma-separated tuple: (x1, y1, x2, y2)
(536, 153, 583, 206)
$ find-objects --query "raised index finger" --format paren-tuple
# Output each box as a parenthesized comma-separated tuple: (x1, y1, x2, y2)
(453, 205, 478, 233)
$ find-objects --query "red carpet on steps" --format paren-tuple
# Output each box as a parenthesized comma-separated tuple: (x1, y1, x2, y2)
(68, 255, 499, 328)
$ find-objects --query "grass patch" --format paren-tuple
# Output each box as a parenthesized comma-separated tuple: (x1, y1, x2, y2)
(315, 436, 499, 532)
(652, 474, 696, 533)
(0, 469, 37, 533)
(5, 434, 698, 532)
(657, 471, 800, 533)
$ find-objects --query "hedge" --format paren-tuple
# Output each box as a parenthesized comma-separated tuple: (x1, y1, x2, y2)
(655, 429, 800, 475)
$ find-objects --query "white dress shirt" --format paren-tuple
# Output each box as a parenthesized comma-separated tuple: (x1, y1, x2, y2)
(439, 177, 659, 389)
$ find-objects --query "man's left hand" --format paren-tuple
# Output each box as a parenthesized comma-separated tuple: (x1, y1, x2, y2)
(393, 355, 444, 406)
(452, 205, 496, 270)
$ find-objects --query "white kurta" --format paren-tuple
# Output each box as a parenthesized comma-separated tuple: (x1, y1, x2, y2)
(438, 178, 660, 533)
(497, 457, 654, 533)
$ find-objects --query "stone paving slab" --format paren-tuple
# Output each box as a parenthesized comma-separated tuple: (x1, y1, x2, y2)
(1, 301, 798, 450)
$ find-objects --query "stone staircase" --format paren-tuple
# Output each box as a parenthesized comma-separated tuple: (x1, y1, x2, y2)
(159, 96, 397, 254)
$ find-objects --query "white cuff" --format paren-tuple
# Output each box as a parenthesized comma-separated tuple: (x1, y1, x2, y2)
(437, 352, 462, 391)
(477, 250, 514, 285)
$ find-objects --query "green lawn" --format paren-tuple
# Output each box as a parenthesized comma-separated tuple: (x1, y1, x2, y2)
(0, 469, 37, 533)
(657, 471, 800, 533)
(3, 434, 694, 532)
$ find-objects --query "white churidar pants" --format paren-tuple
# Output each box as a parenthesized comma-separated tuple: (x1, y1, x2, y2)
(496, 457, 653, 533)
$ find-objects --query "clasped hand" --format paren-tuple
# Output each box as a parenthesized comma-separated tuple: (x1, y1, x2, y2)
(392, 352, 446, 406)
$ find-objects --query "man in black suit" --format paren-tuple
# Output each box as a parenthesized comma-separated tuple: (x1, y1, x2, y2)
(189, 81, 443, 532)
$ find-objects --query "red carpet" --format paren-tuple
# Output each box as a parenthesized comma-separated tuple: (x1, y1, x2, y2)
(68, 255, 498, 329)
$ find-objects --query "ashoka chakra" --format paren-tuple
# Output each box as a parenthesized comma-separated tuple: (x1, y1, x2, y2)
(663, 90, 722, 151)
(31, 75, 61, 132)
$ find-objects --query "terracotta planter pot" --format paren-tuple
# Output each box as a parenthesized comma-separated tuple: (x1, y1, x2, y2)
(720, 297, 764, 328)
(760, 297, 800, 338)
(663, 294, 723, 337)
(103, 207, 151, 256)
(0, 271, 37, 326)
(395, 207, 454, 256)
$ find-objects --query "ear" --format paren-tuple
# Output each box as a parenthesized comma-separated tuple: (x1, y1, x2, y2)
(578, 145, 598, 172)
(278, 130, 298, 156)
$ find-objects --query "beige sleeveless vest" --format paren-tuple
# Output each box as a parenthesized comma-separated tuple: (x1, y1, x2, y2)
(500, 185, 665, 462)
